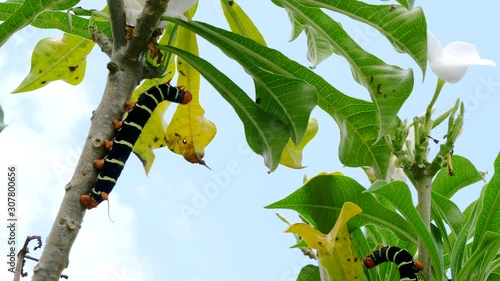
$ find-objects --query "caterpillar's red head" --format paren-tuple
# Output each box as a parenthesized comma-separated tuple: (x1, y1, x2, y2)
(414, 260, 424, 271)
(362, 257, 377, 269)
(181, 90, 192, 104)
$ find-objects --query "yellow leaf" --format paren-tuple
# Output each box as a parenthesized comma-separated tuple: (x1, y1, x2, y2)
(167, 21, 216, 166)
(221, 0, 266, 46)
(280, 118, 318, 168)
(285, 202, 365, 281)
(13, 33, 94, 93)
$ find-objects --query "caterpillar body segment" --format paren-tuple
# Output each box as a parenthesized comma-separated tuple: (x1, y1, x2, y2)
(80, 83, 192, 209)
(362, 246, 422, 281)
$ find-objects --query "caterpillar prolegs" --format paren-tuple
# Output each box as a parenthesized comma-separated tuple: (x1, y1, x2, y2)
(362, 246, 423, 281)
(80, 83, 192, 209)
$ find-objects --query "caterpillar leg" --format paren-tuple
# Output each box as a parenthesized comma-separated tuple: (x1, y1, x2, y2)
(80, 189, 108, 210)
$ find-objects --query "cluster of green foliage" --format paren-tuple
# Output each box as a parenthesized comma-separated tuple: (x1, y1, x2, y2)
(0, 0, 498, 280)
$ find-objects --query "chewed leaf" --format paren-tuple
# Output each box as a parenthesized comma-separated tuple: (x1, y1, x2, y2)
(167, 25, 216, 166)
(285, 202, 364, 281)
(0, 104, 7, 133)
(280, 117, 318, 168)
(221, 0, 266, 46)
(13, 33, 94, 93)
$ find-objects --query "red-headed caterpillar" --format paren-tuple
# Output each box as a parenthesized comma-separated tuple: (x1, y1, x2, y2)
(362, 246, 423, 281)
(80, 82, 192, 209)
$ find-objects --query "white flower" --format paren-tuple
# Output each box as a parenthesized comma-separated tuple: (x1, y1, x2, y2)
(427, 31, 496, 83)
(123, 0, 197, 28)
(386, 156, 407, 183)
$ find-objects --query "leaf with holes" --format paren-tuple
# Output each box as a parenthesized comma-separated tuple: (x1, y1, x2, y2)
(166, 24, 216, 166)
(280, 117, 318, 168)
(286, 202, 365, 281)
(12, 33, 94, 93)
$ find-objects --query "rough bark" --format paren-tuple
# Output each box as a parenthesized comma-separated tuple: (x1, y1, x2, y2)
(31, 1, 168, 280)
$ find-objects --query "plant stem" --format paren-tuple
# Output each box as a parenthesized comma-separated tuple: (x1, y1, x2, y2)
(425, 79, 446, 126)
(415, 174, 432, 280)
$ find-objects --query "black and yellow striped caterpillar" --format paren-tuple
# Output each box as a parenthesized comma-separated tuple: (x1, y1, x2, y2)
(80, 82, 192, 209)
(362, 246, 423, 281)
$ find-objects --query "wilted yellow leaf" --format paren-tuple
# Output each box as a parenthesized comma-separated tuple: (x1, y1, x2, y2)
(285, 202, 365, 281)
(13, 33, 94, 93)
(166, 18, 216, 166)
(280, 117, 318, 168)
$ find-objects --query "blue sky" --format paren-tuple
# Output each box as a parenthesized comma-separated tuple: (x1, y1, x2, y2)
(0, 1, 499, 280)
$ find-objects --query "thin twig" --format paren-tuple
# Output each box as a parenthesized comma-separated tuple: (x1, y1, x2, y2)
(90, 26, 112, 57)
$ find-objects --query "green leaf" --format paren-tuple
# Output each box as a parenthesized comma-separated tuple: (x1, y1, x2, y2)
(280, 117, 318, 169)
(291, 0, 426, 75)
(305, 26, 333, 68)
(220, 0, 266, 46)
(473, 152, 500, 252)
(366, 181, 445, 280)
(457, 232, 500, 281)
(12, 33, 94, 93)
(432, 155, 484, 198)
(276, 0, 414, 139)
(0, 3, 111, 39)
(166, 18, 316, 147)
(0, 0, 80, 46)
(286, 9, 305, 41)
(163, 46, 289, 172)
(450, 201, 476, 281)
(395, 0, 414, 10)
(167, 17, 391, 179)
(297, 265, 321, 281)
(265, 174, 418, 244)
(0, 104, 6, 133)
(431, 191, 465, 235)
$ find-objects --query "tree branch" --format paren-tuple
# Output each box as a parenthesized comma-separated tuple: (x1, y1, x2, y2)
(31, 1, 169, 280)
(107, 0, 127, 50)
(124, 0, 168, 63)
(90, 25, 112, 57)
